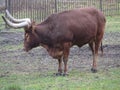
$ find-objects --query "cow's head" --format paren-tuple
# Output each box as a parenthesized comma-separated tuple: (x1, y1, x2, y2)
(2, 10, 39, 52)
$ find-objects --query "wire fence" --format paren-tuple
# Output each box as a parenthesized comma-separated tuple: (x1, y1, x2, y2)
(0, 5, 5, 31)
(5, 0, 120, 22)
(0, 0, 120, 30)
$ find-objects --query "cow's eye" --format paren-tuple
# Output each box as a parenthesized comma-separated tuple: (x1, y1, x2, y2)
(25, 34, 30, 42)
(25, 34, 29, 38)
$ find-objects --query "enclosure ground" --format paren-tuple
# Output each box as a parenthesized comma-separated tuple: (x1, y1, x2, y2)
(0, 30, 120, 90)
(0, 30, 120, 72)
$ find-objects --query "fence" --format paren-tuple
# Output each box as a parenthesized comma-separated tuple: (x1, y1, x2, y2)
(0, 0, 120, 30)
(0, 3, 5, 30)
(5, 0, 120, 22)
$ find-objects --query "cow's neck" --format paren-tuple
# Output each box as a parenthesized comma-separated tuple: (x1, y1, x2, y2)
(34, 24, 51, 45)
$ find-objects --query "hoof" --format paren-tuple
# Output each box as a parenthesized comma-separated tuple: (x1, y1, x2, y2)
(63, 73, 69, 76)
(54, 72, 69, 76)
(54, 72, 62, 76)
(91, 68, 97, 73)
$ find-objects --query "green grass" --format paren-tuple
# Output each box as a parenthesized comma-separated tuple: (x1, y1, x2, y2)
(0, 13, 5, 30)
(106, 16, 120, 32)
(0, 67, 120, 90)
(1, 43, 23, 51)
(0, 14, 120, 90)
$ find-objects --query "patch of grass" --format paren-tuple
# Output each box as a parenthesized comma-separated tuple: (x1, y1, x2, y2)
(2, 84, 22, 90)
(0, 13, 5, 30)
(1, 43, 23, 51)
(106, 16, 120, 32)
(0, 67, 120, 90)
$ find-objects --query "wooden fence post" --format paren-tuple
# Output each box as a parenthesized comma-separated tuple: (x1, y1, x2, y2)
(55, 0, 57, 12)
(100, 0, 103, 11)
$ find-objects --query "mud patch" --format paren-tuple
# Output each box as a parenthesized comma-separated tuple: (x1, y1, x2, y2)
(0, 31, 120, 76)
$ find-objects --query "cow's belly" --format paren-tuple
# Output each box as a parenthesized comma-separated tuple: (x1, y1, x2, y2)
(73, 35, 95, 47)
(47, 48, 63, 59)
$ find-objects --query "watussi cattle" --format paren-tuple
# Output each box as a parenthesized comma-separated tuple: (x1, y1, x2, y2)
(2, 7, 106, 76)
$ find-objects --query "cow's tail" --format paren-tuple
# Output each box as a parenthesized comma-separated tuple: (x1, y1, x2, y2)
(100, 41, 103, 55)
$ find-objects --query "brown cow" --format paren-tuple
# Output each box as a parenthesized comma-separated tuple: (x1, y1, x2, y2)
(2, 7, 106, 76)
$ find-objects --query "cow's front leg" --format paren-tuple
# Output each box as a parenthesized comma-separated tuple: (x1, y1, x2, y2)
(63, 43, 71, 76)
(63, 56, 69, 76)
(56, 58, 63, 76)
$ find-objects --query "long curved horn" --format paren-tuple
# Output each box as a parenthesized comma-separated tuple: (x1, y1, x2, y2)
(6, 10, 31, 23)
(2, 16, 30, 28)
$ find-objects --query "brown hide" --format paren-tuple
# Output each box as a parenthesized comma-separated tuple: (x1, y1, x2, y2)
(24, 7, 105, 54)
(23, 7, 106, 75)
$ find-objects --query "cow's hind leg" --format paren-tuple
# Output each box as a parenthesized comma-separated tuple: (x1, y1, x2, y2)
(89, 41, 98, 73)
(100, 42, 103, 56)
(90, 37, 103, 73)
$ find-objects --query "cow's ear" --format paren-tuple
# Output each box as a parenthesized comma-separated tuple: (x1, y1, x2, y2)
(24, 21, 36, 33)
(31, 21, 36, 31)
(24, 25, 32, 33)
(32, 21, 36, 26)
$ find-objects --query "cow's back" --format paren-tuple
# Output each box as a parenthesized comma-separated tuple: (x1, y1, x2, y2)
(40, 7, 106, 47)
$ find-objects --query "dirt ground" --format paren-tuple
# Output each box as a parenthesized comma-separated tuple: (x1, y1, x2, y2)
(0, 31, 120, 76)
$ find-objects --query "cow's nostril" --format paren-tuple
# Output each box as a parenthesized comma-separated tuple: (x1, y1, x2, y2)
(23, 48, 29, 52)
